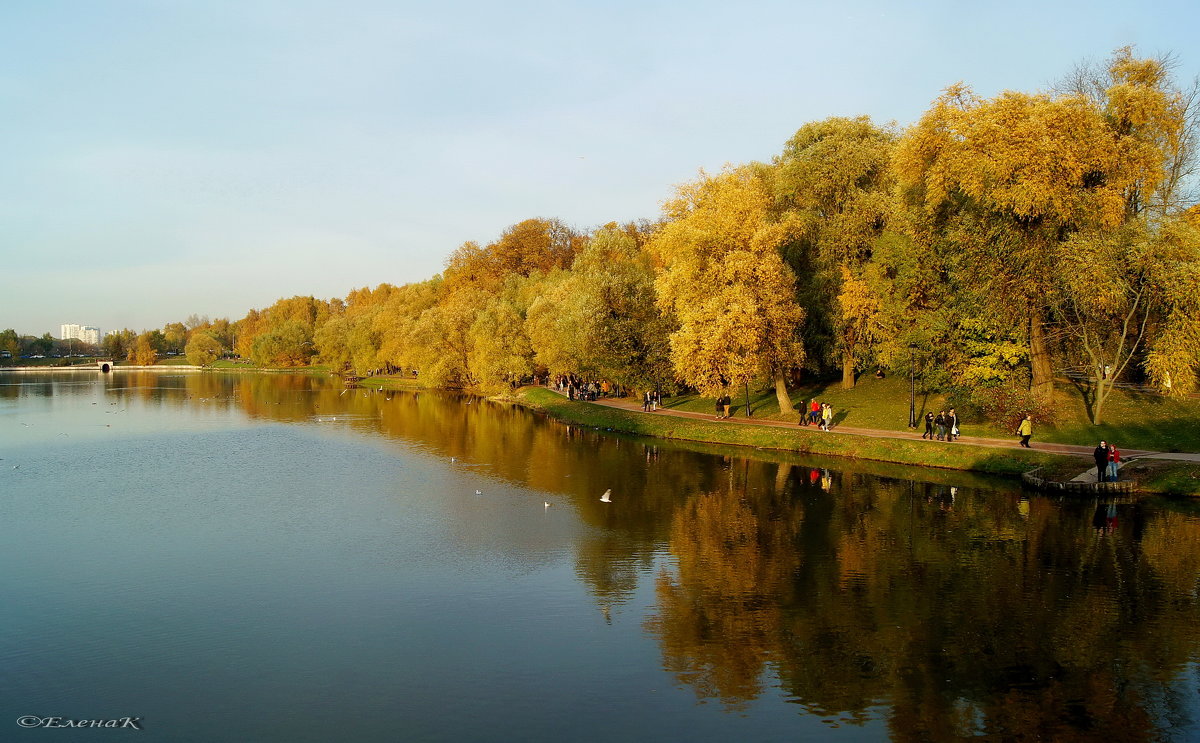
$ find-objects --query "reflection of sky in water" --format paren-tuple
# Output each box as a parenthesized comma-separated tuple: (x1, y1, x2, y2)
(1, 370, 1197, 742)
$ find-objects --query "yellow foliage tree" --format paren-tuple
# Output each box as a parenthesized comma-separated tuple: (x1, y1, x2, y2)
(894, 49, 1192, 402)
(129, 333, 157, 366)
(649, 165, 806, 412)
(773, 116, 896, 387)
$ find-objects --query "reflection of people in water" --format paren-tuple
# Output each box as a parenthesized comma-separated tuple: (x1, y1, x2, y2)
(1093, 502, 1120, 533)
(820, 469, 832, 492)
(1017, 497, 1030, 518)
(809, 468, 820, 485)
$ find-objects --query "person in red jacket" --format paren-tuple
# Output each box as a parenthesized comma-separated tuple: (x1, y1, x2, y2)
(1107, 443, 1121, 482)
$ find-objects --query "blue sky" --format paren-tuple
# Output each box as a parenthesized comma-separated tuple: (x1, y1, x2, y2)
(3, 0, 1198, 336)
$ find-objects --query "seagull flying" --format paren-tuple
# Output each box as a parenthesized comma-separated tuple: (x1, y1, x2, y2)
(600, 489, 612, 503)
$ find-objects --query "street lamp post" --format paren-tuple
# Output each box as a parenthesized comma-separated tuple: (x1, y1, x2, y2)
(744, 380, 751, 418)
(908, 347, 918, 428)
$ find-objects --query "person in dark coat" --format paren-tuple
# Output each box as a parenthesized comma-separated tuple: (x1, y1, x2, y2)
(922, 411, 934, 439)
(1093, 440, 1109, 483)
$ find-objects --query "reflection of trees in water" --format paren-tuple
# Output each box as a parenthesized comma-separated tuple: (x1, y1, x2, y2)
(646, 469, 1200, 739)
(64, 373, 1200, 737)
(646, 458, 804, 708)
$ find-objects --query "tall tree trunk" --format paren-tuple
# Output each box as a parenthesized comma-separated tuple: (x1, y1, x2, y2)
(1029, 309, 1054, 400)
(841, 351, 856, 389)
(774, 371, 794, 414)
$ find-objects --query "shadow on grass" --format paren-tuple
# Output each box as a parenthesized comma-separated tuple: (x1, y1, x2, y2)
(1067, 375, 1097, 423)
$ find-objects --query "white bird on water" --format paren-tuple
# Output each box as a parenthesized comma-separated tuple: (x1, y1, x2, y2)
(600, 489, 612, 503)
(475, 489, 482, 495)
(544, 501, 551, 509)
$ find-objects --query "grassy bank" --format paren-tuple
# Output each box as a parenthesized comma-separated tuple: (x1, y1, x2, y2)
(510, 387, 1071, 477)
(652, 375, 1200, 453)
(206, 360, 332, 373)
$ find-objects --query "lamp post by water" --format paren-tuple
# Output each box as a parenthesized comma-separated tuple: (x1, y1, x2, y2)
(744, 380, 751, 418)
(908, 347, 918, 428)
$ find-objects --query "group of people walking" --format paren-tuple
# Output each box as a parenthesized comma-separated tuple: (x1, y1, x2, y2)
(797, 398, 834, 431)
(922, 408, 960, 441)
(557, 376, 615, 402)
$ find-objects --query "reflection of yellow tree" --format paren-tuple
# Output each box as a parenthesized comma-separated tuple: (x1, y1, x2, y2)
(641, 460, 1200, 739)
(150, 373, 1200, 739)
(646, 461, 803, 706)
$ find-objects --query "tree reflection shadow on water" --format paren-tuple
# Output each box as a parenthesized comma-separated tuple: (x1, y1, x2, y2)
(37, 372, 1195, 740)
(644, 458, 1200, 740)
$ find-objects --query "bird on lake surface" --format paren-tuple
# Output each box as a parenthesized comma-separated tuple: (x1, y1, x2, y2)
(600, 489, 612, 503)
(545, 501, 550, 509)
(475, 489, 482, 495)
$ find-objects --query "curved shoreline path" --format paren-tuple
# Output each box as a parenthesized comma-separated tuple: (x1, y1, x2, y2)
(540, 387, 1200, 462)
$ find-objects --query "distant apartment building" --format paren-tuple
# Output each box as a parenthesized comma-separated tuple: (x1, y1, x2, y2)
(60, 324, 102, 345)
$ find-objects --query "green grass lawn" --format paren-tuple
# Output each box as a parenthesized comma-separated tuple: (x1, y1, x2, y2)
(514, 386, 1199, 494)
(206, 360, 331, 373)
(516, 387, 1066, 477)
(651, 375, 1200, 453)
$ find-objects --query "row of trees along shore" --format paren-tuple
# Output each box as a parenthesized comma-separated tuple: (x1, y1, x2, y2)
(106, 49, 1200, 426)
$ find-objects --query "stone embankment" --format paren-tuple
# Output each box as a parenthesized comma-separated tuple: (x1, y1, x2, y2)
(1021, 468, 1137, 494)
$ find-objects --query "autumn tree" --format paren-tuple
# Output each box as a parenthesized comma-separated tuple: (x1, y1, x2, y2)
(249, 320, 315, 367)
(374, 278, 440, 375)
(650, 165, 806, 412)
(409, 285, 484, 387)
(103, 329, 135, 360)
(184, 330, 222, 366)
(162, 322, 188, 354)
(526, 228, 674, 391)
(773, 116, 897, 387)
(467, 277, 537, 389)
(129, 332, 158, 365)
(897, 48, 1199, 414)
(235, 296, 334, 367)
(0, 328, 19, 362)
(443, 218, 582, 294)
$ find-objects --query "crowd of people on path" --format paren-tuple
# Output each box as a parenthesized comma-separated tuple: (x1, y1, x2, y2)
(555, 375, 620, 402)
(922, 408, 961, 441)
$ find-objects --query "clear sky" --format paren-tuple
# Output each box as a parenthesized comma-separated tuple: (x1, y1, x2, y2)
(3, 0, 1198, 337)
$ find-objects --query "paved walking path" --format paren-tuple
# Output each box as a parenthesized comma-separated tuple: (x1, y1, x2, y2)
(544, 388, 1194, 461)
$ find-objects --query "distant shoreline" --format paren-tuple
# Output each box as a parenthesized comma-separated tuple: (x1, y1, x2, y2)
(0, 364, 203, 372)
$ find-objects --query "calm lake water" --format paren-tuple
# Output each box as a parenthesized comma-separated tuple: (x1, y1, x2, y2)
(2, 370, 1198, 742)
